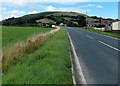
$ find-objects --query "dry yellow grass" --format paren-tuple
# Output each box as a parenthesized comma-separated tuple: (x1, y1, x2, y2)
(2, 27, 60, 72)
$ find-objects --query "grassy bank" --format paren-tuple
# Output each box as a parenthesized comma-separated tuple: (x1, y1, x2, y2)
(2, 27, 60, 72)
(76, 28, 120, 39)
(2, 26, 53, 72)
(2, 26, 52, 46)
(2, 28, 72, 84)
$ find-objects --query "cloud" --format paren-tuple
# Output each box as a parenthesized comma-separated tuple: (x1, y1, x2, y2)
(0, 0, 119, 3)
(2, 0, 27, 7)
(1, 10, 26, 20)
(0, 0, 88, 8)
(1, 0, 37, 8)
(0, 7, 6, 10)
(0, 0, 90, 2)
(44, 5, 91, 13)
(96, 5, 103, 8)
(45, 5, 56, 11)
(56, 2, 78, 5)
(9, 10, 25, 14)
(1, 10, 40, 20)
(28, 11, 39, 14)
(0, 4, 92, 21)
(81, 4, 103, 8)
(81, 4, 95, 8)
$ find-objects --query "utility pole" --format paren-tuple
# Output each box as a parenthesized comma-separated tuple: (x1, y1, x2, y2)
(86, 10, 87, 15)
(86, 10, 88, 28)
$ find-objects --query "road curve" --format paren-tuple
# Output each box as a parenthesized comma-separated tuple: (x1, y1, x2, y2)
(63, 27, 119, 84)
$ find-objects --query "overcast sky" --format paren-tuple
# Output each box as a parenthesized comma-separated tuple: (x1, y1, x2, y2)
(0, 0, 119, 21)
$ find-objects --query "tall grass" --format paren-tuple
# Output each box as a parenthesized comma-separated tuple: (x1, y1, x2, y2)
(2, 27, 60, 72)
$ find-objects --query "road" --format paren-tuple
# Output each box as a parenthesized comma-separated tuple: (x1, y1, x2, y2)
(64, 27, 119, 84)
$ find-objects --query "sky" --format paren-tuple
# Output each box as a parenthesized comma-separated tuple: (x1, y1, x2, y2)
(0, 0, 119, 21)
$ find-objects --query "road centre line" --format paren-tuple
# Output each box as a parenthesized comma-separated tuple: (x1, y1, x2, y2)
(86, 35, 94, 39)
(98, 41, 120, 52)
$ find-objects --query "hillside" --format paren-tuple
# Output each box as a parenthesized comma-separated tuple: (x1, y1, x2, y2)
(36, 18, 55, 23)
(1, 11, 87, 27)
(47, 11, 87, 16)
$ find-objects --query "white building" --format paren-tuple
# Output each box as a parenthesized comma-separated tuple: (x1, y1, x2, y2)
(59, 23, 64, 26)
(112, 21, 120, 30)
(52, 25, 56, 28)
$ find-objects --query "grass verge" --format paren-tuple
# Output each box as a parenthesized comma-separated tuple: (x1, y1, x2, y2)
(2, 27, 60, 72)
(76, 27, 120, 39)
(2, 28, 72, 84)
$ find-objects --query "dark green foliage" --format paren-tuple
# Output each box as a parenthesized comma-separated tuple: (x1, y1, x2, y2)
(66, 15, 86, 27)
(1, 11, 86, 27)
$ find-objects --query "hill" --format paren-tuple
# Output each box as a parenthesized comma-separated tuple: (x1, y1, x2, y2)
(47, 11, 86, 16)
(1, 11, 87, 27)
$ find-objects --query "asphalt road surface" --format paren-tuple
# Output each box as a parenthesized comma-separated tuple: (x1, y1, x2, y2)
(64, 27, 119, 84)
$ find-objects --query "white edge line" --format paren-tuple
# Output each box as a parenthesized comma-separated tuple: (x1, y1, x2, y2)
(98, 41, 120, 52)
(75, 27, 120, 40)
(67, 31, 87, 85)
(70, 52, 76, 84)
(65, 27, 76, 84)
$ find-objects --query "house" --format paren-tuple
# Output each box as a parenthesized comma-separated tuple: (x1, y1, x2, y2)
(52, 25, 56, 28)
(86, 21, 101, 28)
(59, 23, 64, 26)
(86, 19, 113, 31)
(104, 20, 113, 30)
(112, 21, 120, 30)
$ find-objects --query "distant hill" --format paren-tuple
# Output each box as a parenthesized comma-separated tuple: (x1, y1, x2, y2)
(1, 11, 87, 27)
(47, 12, 87, 16)
(1, 11, 118, 27)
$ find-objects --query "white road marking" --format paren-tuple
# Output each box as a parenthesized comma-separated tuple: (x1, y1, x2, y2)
(70, 53, 76, 84)
(80, 32, 83, 34)
(67, 31, 87, 85)
(98, 41, 120, 52)
(87, 30, 120, 40)
(76, 30, 83, 35)
(86, 35, 93, 39)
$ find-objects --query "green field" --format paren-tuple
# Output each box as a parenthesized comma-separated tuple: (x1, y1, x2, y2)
(2, 26, 52, 47)
(2, 28, 72, 84)
(63, 17, 71, 21)
(86, 18, 99, 22)
(36, 18, 54, 23)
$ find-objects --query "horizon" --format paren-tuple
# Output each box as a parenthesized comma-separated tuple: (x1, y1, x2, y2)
(0, 2, 119, 20)
(1, 11, 119, 21)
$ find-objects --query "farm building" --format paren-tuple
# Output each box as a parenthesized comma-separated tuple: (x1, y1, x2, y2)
(112, 21, 120, 30)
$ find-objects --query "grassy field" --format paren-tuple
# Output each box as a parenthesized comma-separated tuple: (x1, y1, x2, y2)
(2, 26, 52, 47)
(36, 18, 54, 23)
(76, 28, 120, 39)
(63, 17, 71, 21)
(2, 28, 72, 84)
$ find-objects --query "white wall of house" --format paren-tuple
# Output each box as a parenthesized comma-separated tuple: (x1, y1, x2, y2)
(52, 25, 56, 28)
(112, 21, 120, 30)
